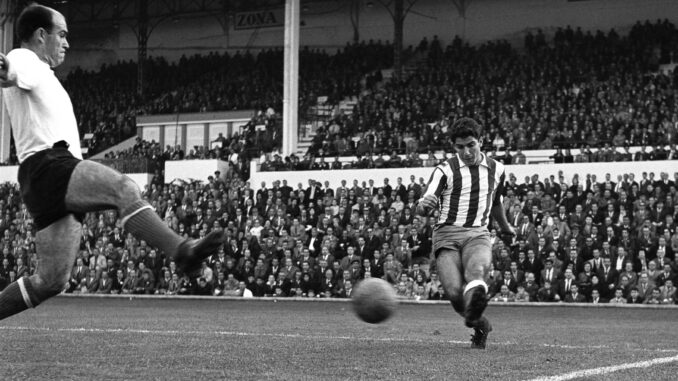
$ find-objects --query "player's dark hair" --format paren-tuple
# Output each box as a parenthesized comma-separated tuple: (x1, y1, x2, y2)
(450, 117, 483, 141)
(16, 4, 55, 43)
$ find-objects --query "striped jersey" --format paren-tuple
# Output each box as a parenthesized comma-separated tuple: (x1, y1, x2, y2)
(423, 153, 505, 227)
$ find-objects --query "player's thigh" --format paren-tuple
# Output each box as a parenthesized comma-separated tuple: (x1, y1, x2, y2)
(33, 214, 82, 287)
(436, 248, 463, 298)
(65, 160, 141, 212)
(460, 229, 492, 281)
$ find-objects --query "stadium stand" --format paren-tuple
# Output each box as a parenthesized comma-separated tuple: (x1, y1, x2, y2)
(6, 20, 669, 166)
(0, 164, 676, 303)
(55, 41, 395, 160)
(302, 21, 678, 158)
(2, 19, 678, 301)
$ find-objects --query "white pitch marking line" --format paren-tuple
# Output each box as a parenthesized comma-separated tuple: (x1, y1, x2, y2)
(0, 325, 478, 345)
(525, 354, 678, 381)
(1, 326, 677, 355)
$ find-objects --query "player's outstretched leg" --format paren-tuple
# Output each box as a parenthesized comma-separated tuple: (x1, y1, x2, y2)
(0, 215, 80, 320)
(461, 232, 493, 348)
(64, 161, 224, 275)
(435, 249, 464, 318)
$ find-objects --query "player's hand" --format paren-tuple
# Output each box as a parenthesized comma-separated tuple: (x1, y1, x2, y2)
(417, 195, 438, 215)
(500, 226, 516, 238)
(0, 53, 8, 80)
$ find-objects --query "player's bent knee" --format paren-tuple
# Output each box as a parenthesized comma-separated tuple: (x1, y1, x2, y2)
(31, 273, 68, 303)
(118, 175, 142, 201)
(40, 280, 66, 300)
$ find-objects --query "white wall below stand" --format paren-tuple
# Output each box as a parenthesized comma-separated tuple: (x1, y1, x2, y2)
(249, 161, 678, 189)
(0, 166, 151, 192)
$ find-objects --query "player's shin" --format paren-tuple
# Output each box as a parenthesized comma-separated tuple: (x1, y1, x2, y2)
(463, 279, 490, 327)
(120, 200, 184, 257)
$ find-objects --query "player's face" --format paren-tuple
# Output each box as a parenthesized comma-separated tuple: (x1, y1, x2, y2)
(454, 136, 482, 166)
(43, 12, 69, 67)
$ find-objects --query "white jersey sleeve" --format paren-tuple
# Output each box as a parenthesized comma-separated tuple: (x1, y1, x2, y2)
(2, 49, 46, 90)
(1, 49, 82, 162)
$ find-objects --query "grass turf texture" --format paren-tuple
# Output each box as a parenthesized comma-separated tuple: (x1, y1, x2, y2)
(0, 296, 677, 380)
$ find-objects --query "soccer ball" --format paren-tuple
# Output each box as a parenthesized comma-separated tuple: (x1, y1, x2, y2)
(351, 278, 398, 324)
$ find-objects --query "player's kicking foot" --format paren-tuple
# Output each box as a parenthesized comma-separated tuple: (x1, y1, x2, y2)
(175, 231, 224, 275)
(470, 316, 492, 349)
(464, 285, 488, 327)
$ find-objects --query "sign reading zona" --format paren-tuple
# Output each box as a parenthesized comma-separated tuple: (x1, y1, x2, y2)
(234, 9, 284, 30)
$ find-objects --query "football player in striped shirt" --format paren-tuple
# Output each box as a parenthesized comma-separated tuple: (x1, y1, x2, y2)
(417, 117, 515, 349)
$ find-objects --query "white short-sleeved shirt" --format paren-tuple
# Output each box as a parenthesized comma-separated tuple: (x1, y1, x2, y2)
(1, 48, 82, 163)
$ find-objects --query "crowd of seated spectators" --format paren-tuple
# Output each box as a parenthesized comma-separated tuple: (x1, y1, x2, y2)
(259, 148, 530, 172)
(305, 20, 678, 159)
(49, 41, 395, 161)
(101, 110, 284, 181)
(259, 142, 678, 172)
(5, 19, 672, 167)
(1, 162, 677, 304)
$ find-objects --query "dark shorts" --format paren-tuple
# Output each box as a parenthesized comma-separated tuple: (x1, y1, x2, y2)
(18, 142, 83, 231)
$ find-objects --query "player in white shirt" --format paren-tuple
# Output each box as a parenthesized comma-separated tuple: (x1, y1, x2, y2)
(0, 4, 223, 320)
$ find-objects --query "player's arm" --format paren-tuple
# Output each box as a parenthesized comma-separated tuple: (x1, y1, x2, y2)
(0, 52, 38, 89)
(491, 172, 515, 236)
(491, 204, 513, 234)
(415, 166, 446, 216)
(0, 53, 10, 86)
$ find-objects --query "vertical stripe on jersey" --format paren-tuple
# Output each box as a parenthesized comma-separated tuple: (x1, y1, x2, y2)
(446, 157, 463, 225)
(480, 159, 498, 225)
(464, 166, 481, 227)
(428, 167, 447, 198)
(472, 163, 490, 226)
(454, 165, 471, 224)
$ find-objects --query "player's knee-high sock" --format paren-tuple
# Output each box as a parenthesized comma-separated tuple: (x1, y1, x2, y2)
(121, 200, 184, 257)
(450, 299, 465, 317)
(463, 280, 489, 326)
(0, 277, 41, 321)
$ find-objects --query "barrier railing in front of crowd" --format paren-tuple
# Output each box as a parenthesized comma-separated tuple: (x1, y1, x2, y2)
(93, 158, 150, 174)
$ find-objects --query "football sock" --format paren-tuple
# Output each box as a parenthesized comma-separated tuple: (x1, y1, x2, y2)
(0, 277, 40, 321)
(463, 280, 490, 327)
(464, 279, 489, 295)
(450, 299, 465, 317)
(121, 200, 184, 257)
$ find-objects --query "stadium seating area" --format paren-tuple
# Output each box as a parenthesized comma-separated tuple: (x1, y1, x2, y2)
(15, 19, 666, 167)
(0, 165, 677, 303)
(303, 21, 678, 159)
(55, 41, 395, 160)
(3, 18, 678, 302)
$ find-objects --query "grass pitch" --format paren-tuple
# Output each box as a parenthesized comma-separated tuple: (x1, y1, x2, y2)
(0, 296, 677, 380)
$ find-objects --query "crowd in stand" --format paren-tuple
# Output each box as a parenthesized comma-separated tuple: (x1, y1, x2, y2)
(4, 18, 678, 302)
(303, 20, 678, 159)
(4, 19, 672, 166)
(1, 162, 677, 304)
(47, 41, 395, 161)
